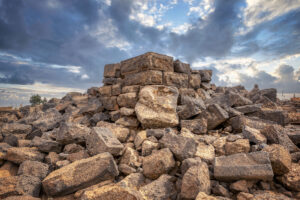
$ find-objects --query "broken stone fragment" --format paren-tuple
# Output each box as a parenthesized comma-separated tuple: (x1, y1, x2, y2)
(117, 93, 137, 108)
(277, 163, 300, 192)
(115, 116, 139, 128)
(30, 137, 62, 153)
(189, 74, 201, 89)
(195, 142, 215, 162)
(142, 148, 175, 179)
(120, 52, 173, 75)
(262, 144, 291, 176)
(243, 126, 267, 144)
(235, 104, 261, 114)
(1, 123, 32, 135)
(28, 108, 62, 132)
(139, 174, 176, 200)
(5, 147, 45, 165)
(96, 121, 130, 143)
(214, 152, 274, 181)
(160, 129, 197, 161)
(86, 127, 124, 156)
(42, 152, 119, 196)
(56, 122, 90, 145)
(181, 118, 207, 134)
(173, 59, 190, 74)
(199, 70, 212, 82)
(120, 147, 140, 168)
(206, 104, 229, 130)
(135, 85, 179, 128)
(18, 160, 49, 180)
(181, 163, 211, 199)
(225, 139, 250, 155)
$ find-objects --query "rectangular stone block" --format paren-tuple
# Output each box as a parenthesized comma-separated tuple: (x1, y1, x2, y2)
(102, 77, 121, 85)
(173, 60, 190, 74)
(100, 96, 119, 111)
(98, 86, 111, 97)
(104, 63, 121, 78)
(164, 72, 189, 88)
(214, 152, 274, 181)
(111, 84, 121, 96)
(123, 70, 163, 86)
(86, 127, 124, 156)
(122, 85, 140, 94)
(120, 52, 173, 75)
(42, 152, 119, 196)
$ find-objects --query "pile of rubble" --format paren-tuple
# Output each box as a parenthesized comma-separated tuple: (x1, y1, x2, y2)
(0, 52, 299, 200)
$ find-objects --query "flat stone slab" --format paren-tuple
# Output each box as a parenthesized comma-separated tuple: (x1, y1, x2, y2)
(214, 152, 274, 181)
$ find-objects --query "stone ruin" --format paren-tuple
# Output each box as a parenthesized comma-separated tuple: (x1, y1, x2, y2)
(0, 52, 299, 200)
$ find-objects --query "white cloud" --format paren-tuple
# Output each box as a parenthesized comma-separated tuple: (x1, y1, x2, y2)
(171, 23, 192, 34)
(187, 0, 215, 19)
(242, 0, 300, 28)
(81, 74, 89, 79)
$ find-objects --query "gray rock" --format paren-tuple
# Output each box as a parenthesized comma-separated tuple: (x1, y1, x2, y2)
(30, 137, 62, 153)
(1, 123, 32, 135)
(86, 127, 124, 156)
(18, 160, 49, 180)
(56, 122, 91, 144)
(214, 152, 274, 181)
(243, 126, 267, 144)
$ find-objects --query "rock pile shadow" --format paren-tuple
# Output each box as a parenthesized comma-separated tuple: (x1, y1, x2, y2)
(0, 52, 299, 200)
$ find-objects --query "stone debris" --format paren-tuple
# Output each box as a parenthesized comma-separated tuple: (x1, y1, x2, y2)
(0, 52, 299, 199)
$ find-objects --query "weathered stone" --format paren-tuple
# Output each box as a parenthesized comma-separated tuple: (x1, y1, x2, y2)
(67, 150, 89, 162)
(0, 161, 18, 178)
(211, 183, 230, 198)
(18, 160, 49, 180)
(181, 157, 202, 175)
(0, 175, 41, 198)
(117, 172, 145, 189)
(260, 125, 299, 153)
(250, 110, 288, 126)
(181, 118, 207, 134)
(259, 88, 277, 102)
(45, 152, 59, 167)
(31, 137, 62, 153)
(143, 148, 175, 179)
(63, 143, 84, 154)
(119, 164, 136, 175)
(111, 83, 121, 96)
(5, 147, 45, 164)
(139, 174, 176, 200)
(1, 123, 32, 135)
(3, 134, 18, 147)
(134, 131, 147, 150)
(262, 144, 291, 175)
(116, 116, 139, 128)
(122, 85, 140, 94)
(214, 152, 273, 181)
(30, 109, 62, 132)
(225, 139, 250, 155)
(243, 126, 267, 144)
(123, 70, 163, 86)
(135, 85, 179, 128)
(181, 163, 211, 199)
(120, 147, 140, 168)
(189, 74, 201, 89)
(277, 163, 300, 192)
(196, 192, 218, 200)
(56, 122, 90, 144)
(206, 91, 252, 108)
(117, 93, 138, 108)
(3, 196, 40, 200)
(206, 104, 229, 130)
(104, 63, 121, 78)
(164, 72, 189, 88)
(141, 140, 159, 156)
(195, 142, 215, 162)
(98, 86, 112, 97)
(146, 129, 165, 139)
(120, 52, 173, 75)
(42, 152, 119, 196)
(235, 104, 261, 114)
(55, 160, 70, 169)
(80, 185, 143, 200)
(96, 121, 130, 143)
(173, 59, 190, 74)
(213, 137, 227, 156)
(199, 70, 212, 82)
(178, 95, 205, 120)
(103, 77, 121, 85)
(230, 180, 249, 193)
(252, 190, 292, 200)
(160, 130, 197, 161)
(100, 96, 119, 111)
(86, 127, 124, 156)
(119, 107, 135, 116)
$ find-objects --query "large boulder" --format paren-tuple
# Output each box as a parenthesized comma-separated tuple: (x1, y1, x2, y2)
(142, 148, 175, 179)
(135, 85, 179, 128)
(86, 127, 124, 156)
(277, 163, 300, 192)
(42, 152, 119, 196)
(214, 152, 273, 181)
(205, 104, 229, 130)
(181, 163, 211, 199)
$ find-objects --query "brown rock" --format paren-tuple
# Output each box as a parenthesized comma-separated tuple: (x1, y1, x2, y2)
(120, 147, 140, 168)
(195, 142, 215, 162)
(164, 72, 189, 88)
(181, 118, 207, 134)
(96, 121, 130, 143)
(122, 85, 140, 94)
(262, 144, 291, 175)
(86, 127, 124, 156)
(104, 63, 121, 78)
(56, 122, 90, 145)
(243, 126, 267, 144)
(173, 60, 190, 74)
(142, 148, 175, 179)
(206, 104, 229, 130)
(5, 147, 45, 164)
(196, 192, 218, 200)
(120, 52, 173, 75)
(214, 152, 273, 181)
(117, 93, 138, 108)
(135, 85, 179, 128)
(189, 74, 201, 89)
(42, 152, 119, 196)
(0, 161, 18, 178)
(1, 123, 32, 135)
(116, 116, 139, 128)
(31, 137, 62, 153)
(277, 163, 300, 192)
(225, 139, 250, 155)
(123, 70, 163, 86)
(181, 163, 211, 199)
(18, 160, 49, 180)
(100, 96, 119, 111)
(230, 180, 249, 193)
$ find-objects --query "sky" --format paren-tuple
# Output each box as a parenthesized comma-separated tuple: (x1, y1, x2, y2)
(0, 0, 300, 106)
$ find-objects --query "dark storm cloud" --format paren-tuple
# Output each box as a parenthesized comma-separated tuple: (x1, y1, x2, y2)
(169, 0, 244, 62)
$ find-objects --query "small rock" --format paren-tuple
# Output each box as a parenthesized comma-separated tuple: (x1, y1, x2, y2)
(96, 121, 130, 143)
(5, 147, 45, 164)
(181, 118, 207, 134)
(195, 142, 215, 162)
(230, 180, 249, 193)
(31, 137, 62, 153)
(18, 160, 49, 180)
(243, 126, 267, 144)
(225, 139, 250, 155)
